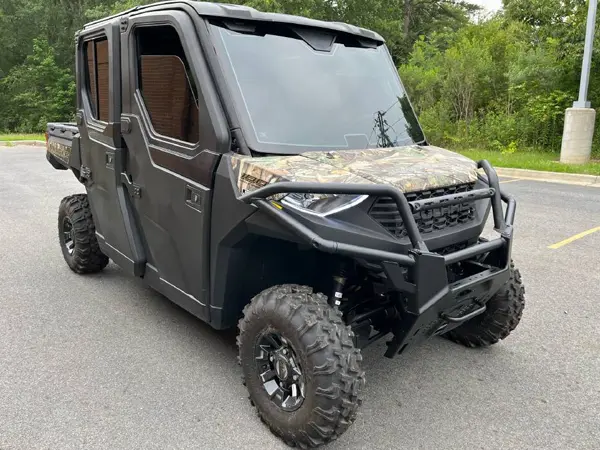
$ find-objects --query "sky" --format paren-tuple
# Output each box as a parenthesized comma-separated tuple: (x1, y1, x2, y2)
(470, 0, 503, 12)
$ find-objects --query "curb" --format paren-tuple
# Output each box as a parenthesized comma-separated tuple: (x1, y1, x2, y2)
(0, 140, 45, 147)
(496, 167, 600, 187)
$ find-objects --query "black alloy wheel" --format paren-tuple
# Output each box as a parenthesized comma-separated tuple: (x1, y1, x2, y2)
(255, 330, 306, 411)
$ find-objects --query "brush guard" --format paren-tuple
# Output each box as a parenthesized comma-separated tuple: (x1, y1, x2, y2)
(238, 160, 516, 358)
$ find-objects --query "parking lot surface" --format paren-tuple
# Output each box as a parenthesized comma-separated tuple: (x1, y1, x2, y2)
(1, 146, 599, 449)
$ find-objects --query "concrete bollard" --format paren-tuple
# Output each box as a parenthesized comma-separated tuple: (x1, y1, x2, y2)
(560, 108, 596, 164)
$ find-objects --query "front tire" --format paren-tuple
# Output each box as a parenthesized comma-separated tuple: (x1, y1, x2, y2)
(58, 194, 109, 274)
(444, 262, 525, 347)
(237, 285, 365, 448)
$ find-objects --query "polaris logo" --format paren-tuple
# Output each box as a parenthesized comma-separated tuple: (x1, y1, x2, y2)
(241, 173, 269, 188)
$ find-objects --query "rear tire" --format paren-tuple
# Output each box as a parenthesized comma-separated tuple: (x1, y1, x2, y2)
(444, 262, 525, 347)
(237, 285, 365, 448)
(58, 194, 109, 274)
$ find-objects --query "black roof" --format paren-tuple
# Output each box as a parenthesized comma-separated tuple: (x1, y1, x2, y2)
(84, 1, 384, 43)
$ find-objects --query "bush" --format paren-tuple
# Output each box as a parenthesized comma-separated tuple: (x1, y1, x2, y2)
(0, 39, 75, 133)
(401, 16, 583, 155)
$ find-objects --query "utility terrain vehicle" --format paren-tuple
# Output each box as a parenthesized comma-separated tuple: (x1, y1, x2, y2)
(46, 2, 525, 447)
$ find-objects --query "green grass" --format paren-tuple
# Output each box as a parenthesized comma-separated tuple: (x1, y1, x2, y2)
(0, 133, 45, 142)
(457, 149, 600, 176)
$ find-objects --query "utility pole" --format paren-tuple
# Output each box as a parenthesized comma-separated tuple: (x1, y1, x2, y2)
(560, 0, 598, 164)
(375, 111, 394, 148)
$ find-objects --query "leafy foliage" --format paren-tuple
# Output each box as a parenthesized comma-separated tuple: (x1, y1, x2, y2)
(401, 8, 600, 154)
(0, 39, 75, 131)
(0, 0, 597, 156)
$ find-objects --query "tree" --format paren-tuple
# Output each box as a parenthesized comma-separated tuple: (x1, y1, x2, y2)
(0, 0, 595, 154)
(0, 39, 75, 131)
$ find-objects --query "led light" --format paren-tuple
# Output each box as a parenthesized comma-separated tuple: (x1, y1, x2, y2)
(280, 193, 368, 217)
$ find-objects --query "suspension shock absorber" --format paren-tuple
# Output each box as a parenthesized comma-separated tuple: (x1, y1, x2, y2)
(329, 263, 348, 307)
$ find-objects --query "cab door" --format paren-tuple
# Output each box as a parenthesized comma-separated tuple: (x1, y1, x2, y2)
(77, 22, 143, 275)
(119, 10, 230, 321)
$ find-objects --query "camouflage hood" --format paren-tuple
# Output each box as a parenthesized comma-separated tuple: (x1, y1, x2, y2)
(230, 145, 478, 195)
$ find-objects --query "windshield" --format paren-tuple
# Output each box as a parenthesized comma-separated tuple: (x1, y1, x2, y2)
(211, 22, 425, 154)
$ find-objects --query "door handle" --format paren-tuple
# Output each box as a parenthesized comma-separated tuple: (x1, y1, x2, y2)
(105, 151, 115, 169)
(185, 185, 204, 212)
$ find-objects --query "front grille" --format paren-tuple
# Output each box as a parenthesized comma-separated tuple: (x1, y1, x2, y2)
(369, 183, 476, 239)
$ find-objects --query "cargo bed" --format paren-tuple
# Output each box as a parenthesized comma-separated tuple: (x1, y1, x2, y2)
(46, 122, 78, 170)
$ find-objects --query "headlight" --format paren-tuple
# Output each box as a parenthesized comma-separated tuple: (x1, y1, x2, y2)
(280, 193, 368, 217)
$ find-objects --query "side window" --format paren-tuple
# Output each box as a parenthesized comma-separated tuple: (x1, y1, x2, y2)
(135, 26, 200, 144)
(84, 37, 109, 122)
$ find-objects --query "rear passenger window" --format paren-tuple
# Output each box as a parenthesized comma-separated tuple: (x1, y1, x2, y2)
(135, 26, 200, 144)
(84, 37, 109, 122)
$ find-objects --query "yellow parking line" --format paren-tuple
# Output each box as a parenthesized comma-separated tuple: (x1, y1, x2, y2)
(501, 178, 524, 184)
(548, 226, 600, 249)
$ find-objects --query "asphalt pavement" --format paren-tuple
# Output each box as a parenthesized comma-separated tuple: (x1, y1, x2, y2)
(1, 146, 599, 449)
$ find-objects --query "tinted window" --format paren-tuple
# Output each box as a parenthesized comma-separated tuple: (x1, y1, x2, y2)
(84, 38, 109, 122)
(136, 26, 199, 144)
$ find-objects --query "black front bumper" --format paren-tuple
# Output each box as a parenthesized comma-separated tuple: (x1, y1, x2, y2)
(239, 160, 515, 357)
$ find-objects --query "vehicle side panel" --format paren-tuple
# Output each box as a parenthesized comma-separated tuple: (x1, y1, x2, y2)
(209, 160, 333, 329)
(119, 10, 230, 321)
(76, 22, 140, 274)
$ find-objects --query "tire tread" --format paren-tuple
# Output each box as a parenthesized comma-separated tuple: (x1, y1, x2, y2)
(238, 284, 365, 448)
(58, 194, 109, 274)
